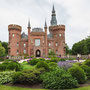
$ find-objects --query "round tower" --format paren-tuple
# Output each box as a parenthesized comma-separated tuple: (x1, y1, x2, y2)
(8, 24, 22, 56)
(49, 25, 66, 56)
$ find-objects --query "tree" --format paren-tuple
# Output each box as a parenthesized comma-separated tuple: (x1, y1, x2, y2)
(0, 46, 5, 57)
(1, 42, 8, 54)
(72, 36, 90, 55)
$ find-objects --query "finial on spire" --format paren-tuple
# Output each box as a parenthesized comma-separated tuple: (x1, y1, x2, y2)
(44, 19, 47, 28)
(28, 19, 31, 28)
(52, 4, 55, 13)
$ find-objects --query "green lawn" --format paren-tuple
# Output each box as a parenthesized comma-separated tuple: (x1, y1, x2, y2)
(0, 85, 90, 90)
(21, 61, 35, 70)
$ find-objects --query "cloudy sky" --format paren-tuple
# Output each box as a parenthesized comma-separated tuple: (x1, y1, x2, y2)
(0, 0, 90, 48)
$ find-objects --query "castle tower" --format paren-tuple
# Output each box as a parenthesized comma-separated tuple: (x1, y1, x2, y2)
(49, 5, 66, 56)
(50, 4, 57, 26)
(8, 24, 22, 56)
(27, 19, 31, 56)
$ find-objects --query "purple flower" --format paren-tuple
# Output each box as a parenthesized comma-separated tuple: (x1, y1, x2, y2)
(57, 60, 76, 70)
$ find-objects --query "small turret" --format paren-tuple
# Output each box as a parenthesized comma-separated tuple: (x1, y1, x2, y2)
(28, 19, 31, 28)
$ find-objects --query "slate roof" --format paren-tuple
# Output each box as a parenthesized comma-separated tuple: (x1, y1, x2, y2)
(48, 33, 53, 38)
(21, 32, 28, 40)
(32, 28, 43, 32)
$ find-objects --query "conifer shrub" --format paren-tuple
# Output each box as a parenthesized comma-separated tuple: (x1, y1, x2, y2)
(68, 66, 87, 84)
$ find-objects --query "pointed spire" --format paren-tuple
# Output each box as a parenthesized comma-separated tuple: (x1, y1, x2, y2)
(28, 19, 31, 28)
(52, 4, 55, 13)
(44, 19, 47, 28)
(50, 4, 57, 26)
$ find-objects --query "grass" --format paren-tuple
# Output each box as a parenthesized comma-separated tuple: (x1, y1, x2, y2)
(21, 61, 36, 70)
(0, 85, 90, 90)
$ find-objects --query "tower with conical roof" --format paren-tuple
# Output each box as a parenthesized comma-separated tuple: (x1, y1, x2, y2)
(50, 4, 57, 26)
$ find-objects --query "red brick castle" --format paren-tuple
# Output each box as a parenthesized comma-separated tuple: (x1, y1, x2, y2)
(8, 5, 66, 57)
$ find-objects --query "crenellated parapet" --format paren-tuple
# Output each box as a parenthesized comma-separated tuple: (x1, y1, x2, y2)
(49, 25, 65, 31)
(8, 24, 22, 31)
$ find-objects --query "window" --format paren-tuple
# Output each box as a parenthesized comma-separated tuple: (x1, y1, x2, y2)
(59, 34, 61, 37)
(56, 34, 57, 37)
(49, 43, 51, 47)
(17, 42, 19, 46)
(56, 42, 58, 46)
(35, 39, 40, 46)
(12, 34, 15, 37)
(49, 49, 51, 53)
(23, 49, 26, 54)
(24, 43, 26, 47)
(17, 50, 19, 54)
(56, 50, 58, 54)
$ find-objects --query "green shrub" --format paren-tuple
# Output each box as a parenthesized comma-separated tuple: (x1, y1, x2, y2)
(29, 58, 40, 65)
(50, 57, 60, 62)
(12, 68, 45, 84)
(36, 61, 49, 71)
(0, 71, 15, 84)
(84, 60, 90, 67)
(68, 66, 87, 84)
(48, 62, 57, 67)
(60, 58, 66, 61)
(0, 61, 22, 71)
(40, 67, 78, 89)
(7, 62, 22, 71)
(80, 65, 90, 80)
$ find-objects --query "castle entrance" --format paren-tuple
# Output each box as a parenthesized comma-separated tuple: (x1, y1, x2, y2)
(36, 49, 41, 57)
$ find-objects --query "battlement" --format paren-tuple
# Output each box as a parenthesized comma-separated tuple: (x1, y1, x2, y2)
(49, 25, 65, 30)
(8, 24, 22, 31)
